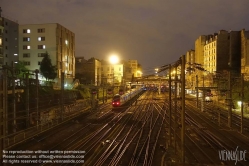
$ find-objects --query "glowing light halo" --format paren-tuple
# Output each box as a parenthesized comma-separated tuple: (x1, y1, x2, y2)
(109, 54, 119, 64)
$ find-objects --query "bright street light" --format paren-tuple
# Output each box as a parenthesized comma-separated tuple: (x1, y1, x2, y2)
(155, 68, 159, 73)
(109, 54, 119, 87)
(109, 54, 119, 64)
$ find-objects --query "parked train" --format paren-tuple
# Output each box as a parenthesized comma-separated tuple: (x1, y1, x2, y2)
(112, 87, 143, 107)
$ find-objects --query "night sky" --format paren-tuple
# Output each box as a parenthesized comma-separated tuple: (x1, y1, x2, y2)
(1, 0, 249, 75)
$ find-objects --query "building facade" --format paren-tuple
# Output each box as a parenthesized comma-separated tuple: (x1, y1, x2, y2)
(128, 60, 138, 77)
(204, 30, 241, 74)
(18, 23, 75, 85)
(0, 9, 19, 69)
(101, 60, 124, 86)
(185, 50, 195, 90)
(75, 57, 101, 85)
(195, 35, 206, 66)
(241, 29, 249, 77)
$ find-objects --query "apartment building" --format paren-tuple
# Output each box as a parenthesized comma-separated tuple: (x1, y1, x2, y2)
(241, 29, 249, 78)
(195, 35, 206, 66)
(204, 30, 241, 74)
(185, 50, 195, 90)
(128, 60, 138, 77)
(101, 60, 124, 86)
(186, 49, 195, 65)
(75, 57, 101, 85)
(19, 23, 75, 85)
(0, 8, 19, 69)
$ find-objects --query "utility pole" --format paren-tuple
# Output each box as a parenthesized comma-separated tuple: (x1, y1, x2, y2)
(168, 64, 172, 146)
(102, 86, 105, 103)
(61, 71, 64, 120)
(35, 69, 39, 129)
(174, 65, 177, 154)
(203, 75, 204, 87)
(201, 75, 205, 112)
(11, 62, 16, 133)
(181, 55, 186, 164)
(1, 69, 7, 158)
(228, 70, 232, 128)
(25, 73, 30, 128)
(2, 68, 7, 135)
(196, 75, 198, 108)
(241, 74, 244, 133)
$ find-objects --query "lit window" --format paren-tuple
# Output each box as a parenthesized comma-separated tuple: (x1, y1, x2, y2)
(38, 45, 45, 49)
(14, 53, 18, 56)
(65, 40, 68, 45)
(38, 37, 45, 41)
(0, 38, 2, 45)
(23, 37, 30, 42)
(23, 45, 31, 50)
(23, 29, 31, 33)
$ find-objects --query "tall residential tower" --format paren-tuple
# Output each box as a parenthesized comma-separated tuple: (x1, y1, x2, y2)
(19, 23, 75, 85)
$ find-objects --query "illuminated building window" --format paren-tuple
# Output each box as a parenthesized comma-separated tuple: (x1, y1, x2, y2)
(38, 45, 46, 49)
(23, 29, 31, 33)
(38, 37, 45, 41)
(23, 37, 30, 41)
(65, 40, 68, 45)
(23, 45, 31, 50)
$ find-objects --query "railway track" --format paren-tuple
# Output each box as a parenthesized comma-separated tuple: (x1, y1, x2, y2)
(6, 90, 248, 166)
(162, 93, 249, 165)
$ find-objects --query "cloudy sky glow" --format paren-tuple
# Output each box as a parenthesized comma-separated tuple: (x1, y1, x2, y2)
(1, 0, 249, 74)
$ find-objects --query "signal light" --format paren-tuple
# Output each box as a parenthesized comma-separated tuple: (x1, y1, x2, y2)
(108, 88, 113, 94)
(119, 89, 124, 95)
(91, 89, 97, 95)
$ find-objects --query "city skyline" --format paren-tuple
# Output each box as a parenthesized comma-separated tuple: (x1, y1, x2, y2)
(1, 0, 249, 75)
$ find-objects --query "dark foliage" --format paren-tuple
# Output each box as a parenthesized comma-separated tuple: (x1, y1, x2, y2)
(40, 52, 57, 80)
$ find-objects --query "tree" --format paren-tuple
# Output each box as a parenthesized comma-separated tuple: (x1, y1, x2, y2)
(14, 61, 29, 78)
(40, 52, 57, 80)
